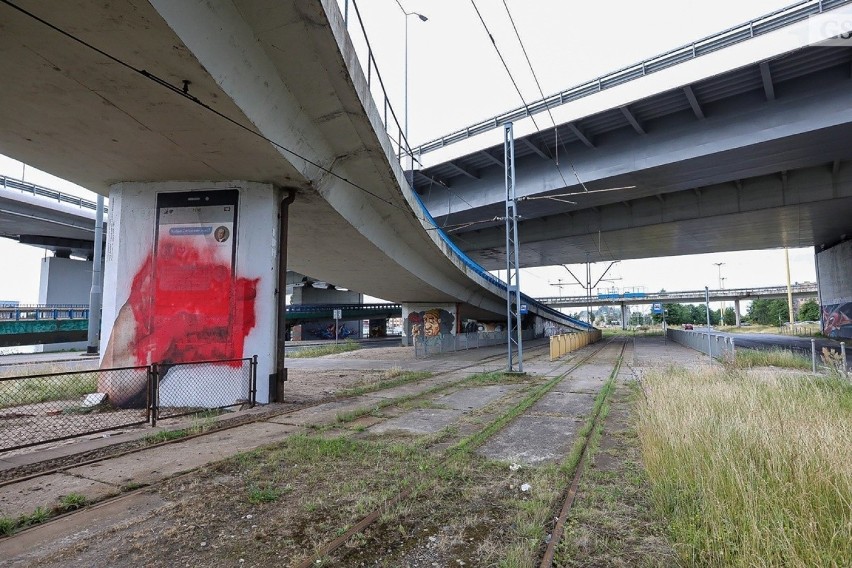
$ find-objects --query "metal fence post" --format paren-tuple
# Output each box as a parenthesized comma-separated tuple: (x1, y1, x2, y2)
(149, 363, 158, 427)
(153, 363, 160, 427)
(811, 339, 817, 373)
(730, 337, 736, 361)
(842, 342, 847, 377)
(250, 355, 258, 407)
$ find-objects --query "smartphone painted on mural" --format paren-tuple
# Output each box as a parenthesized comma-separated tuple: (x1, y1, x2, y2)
(152, 189, 239, 361)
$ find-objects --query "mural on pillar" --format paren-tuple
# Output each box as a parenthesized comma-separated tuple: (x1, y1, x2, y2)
(407, 308, 455, 339)
(822, 301, 852, 339)
(101, 190, 258, 406)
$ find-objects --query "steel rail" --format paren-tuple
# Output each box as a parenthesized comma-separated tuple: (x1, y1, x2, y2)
(294, 337, 618, 566)
(0, 341, 551, 489)
(538, 340, 626, 567)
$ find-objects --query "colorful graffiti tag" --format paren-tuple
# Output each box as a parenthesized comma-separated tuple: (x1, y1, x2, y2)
(407, 308, 455, 338)
(822, 302, 852, 339)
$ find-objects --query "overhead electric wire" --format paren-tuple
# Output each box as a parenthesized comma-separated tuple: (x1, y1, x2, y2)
(500, 0, 622, 262)
(0, 0, 413, 217)
(469, 0, 573, 195)
(500, 0, 591, 192)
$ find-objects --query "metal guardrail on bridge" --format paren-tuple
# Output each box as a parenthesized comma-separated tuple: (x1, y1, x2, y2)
(0, 304, 90, 321)
(413, 0, 852, 156)
(1, 175, 106, 213)
(537, 284, 818, 307)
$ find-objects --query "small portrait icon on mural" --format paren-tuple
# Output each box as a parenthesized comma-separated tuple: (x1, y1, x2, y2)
(214, 226, 230, 243)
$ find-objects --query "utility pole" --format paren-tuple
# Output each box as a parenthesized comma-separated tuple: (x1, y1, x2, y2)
(713, 262, 725, 327)
(503, 123, 523, 372)
(785, 248, 795, 324)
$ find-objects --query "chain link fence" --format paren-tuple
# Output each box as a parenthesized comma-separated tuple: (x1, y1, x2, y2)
(0, 356, 258, 452)
(152, 357, 256, 424)
(0, 366, 150, 451)
(414, 329, 537, 358)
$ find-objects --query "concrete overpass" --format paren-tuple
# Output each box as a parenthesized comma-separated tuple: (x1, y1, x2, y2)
(537, 283, 818, 308)
(415, 0, 852, 269)
(0, 0, 586, 400)
(1, 175, 106, 259)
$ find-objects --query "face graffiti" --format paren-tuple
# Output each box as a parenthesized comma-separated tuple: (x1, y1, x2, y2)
(407, 308, 455, 338)
(422, 310, 441, 337)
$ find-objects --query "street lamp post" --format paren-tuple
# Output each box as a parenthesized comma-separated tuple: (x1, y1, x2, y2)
(713, 262, 725, 327)
(395, 1, 427, 183)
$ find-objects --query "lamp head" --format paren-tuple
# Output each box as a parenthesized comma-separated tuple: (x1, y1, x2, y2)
(417, 14, 428, 21)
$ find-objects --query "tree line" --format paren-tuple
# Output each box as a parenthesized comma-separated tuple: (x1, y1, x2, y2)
(649, 298, 819, 326)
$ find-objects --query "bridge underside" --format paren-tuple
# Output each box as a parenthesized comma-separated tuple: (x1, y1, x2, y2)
(418, 46, 852, 268)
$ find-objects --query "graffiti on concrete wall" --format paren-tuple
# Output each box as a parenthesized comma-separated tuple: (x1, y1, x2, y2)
(101, 192, 258, 406)
(407, 308, 455, 338)
(822, 301, 852, 339)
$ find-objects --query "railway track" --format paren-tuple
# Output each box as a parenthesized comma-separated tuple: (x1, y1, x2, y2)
(0, 341, 556, 506)
(294, 338, 627, 567)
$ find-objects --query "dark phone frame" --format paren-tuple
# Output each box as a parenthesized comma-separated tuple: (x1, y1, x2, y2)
(151, 189, 240, 345)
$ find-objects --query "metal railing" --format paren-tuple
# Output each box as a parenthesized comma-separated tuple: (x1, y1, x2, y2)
(412, 0, 852, 156)
(0, 356, 258, 452)
(1, 174, 105, 213)
(667, 329, 734, 360)
(0, 304, 89, 321)
(537, 284, 818, 306)
(666, 329, 849, 375)
(0, 365, 150, 451)
(151, 357, 256, 425)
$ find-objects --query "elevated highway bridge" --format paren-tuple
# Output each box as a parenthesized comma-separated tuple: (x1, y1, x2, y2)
(539, 283, 818, 308)
(3, 0, 852, 391)
(415, 0, 852, 271)
(0, 0, 590, 398)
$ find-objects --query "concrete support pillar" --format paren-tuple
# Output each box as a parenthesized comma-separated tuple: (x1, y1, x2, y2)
(101, 181, 280, 404)
(401, 303, 459, 347)
(38, 256, 95, 352)
(734, 299, 742, 327)
(621, 303, 628, 330)
(289, 287, 364, 341)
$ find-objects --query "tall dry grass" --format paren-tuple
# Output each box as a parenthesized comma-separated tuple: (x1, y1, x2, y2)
(637, 366, 852, 566)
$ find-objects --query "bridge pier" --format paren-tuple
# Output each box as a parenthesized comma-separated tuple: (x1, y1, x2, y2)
(38, 256, 96, 352)
(100, 181, 280, 404)
(401, 303, 459, 347)
(621, 303, 629, 330)
(289, 285, 363, 341)
(734, 299, 742, 327)
(816, 240, 852, 339)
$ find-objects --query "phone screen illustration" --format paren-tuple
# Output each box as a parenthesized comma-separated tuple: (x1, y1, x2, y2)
(152, 190, 239, 361)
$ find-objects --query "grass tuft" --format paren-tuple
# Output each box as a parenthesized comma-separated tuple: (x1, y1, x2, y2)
(58, 493, 87, 512)
(637, 366, 852, 566)
(733, 347, 811, 370)
(248, 485, 285, 504)
(288, 340, 360, 358)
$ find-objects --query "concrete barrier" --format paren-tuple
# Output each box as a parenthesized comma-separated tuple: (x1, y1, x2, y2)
(549, 329, 602, 361)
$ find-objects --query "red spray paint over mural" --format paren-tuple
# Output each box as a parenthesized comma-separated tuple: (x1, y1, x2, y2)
(125, 239, 259, 366)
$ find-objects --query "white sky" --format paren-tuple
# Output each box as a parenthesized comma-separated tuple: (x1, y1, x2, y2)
(0, 0, 818, 305)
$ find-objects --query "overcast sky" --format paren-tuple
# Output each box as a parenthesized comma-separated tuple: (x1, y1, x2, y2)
(0, 0, 818, 305)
